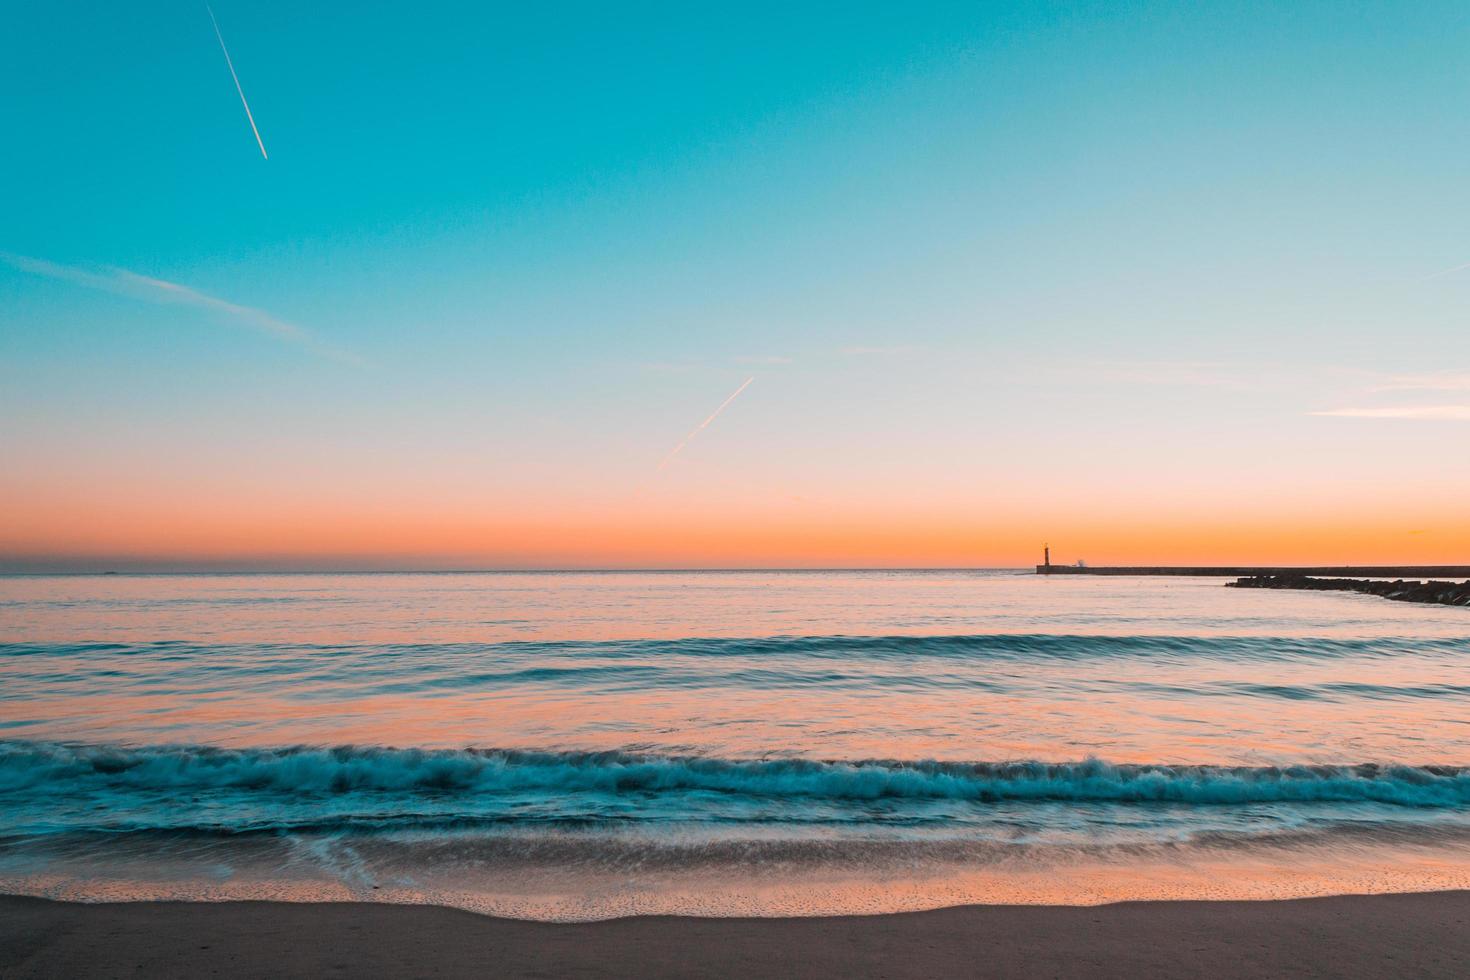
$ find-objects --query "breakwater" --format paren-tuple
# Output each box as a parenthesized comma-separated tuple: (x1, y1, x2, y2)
(1036, 565, 1470, 577)
(1227, 574, 1470, 607)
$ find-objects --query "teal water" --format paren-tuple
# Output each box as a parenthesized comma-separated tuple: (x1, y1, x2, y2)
(2, 571, 1468, 916)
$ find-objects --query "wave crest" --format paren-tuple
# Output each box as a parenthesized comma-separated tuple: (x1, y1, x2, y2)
(4, 742, 1468, 808)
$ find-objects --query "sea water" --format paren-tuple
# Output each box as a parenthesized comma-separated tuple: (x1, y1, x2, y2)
(2, 570, 1468, 918)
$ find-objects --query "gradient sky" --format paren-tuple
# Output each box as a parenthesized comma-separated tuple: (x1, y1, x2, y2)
(3, 1, 1469, 570)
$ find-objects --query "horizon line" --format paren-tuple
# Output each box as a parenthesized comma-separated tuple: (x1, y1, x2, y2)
(0, 565, 1033, 577)
(2, 562, 1463, 577)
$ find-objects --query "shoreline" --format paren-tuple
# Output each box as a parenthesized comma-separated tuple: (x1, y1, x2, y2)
(4, 891, 1470, 979)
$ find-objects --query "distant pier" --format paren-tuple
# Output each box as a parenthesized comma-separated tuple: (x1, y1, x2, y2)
(1035, 564, 1470, 578)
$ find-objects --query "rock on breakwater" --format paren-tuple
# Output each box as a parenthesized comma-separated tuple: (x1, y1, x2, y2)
(1227, 574, 1470, 607)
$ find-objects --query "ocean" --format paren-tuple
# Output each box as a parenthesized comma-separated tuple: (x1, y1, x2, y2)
(2, 570, 1468, 919)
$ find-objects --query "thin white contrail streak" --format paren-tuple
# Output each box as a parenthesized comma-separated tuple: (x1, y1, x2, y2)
(1423, 259, 1470, 280)
(658, 376, 755, 470)
(207, 5, 268, 159)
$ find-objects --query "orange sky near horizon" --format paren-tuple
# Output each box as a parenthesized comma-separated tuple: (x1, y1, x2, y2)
(4, 492, 1467, 570)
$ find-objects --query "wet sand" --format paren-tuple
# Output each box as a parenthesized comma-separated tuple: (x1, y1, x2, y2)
(3, 891, 1468, 979)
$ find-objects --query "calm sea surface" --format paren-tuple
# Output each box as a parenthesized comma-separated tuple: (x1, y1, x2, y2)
(3, 570, 1469, 918)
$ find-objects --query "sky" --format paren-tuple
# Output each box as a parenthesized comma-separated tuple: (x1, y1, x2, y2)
(3, 0, 1469, 570)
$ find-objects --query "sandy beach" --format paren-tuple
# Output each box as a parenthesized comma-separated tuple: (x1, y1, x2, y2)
(4, 891, 1468, 979)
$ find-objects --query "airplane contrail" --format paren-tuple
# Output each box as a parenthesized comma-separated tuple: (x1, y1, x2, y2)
(1423, 258, 1470, 280)
(658, 376, 755, 470)
(206, 5, 268, 159)
(1, 252, 362, 366)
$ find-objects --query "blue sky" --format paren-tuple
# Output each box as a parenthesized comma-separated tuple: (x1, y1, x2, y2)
(3, 1, 1469, 568)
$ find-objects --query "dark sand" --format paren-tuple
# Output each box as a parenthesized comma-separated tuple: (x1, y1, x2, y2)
(3, 891, 1468, 979)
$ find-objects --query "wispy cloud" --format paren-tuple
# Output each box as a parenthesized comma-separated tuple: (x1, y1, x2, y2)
(1, 252, 359, 365)
(1094, 359, 1247, 387)
(1049, 358, 1283, 390)
(639, 359, 703, 373)
(1368, 371, 1470, 393)
(842, 345, 919, 357)
(1310, 405, 1470, 421)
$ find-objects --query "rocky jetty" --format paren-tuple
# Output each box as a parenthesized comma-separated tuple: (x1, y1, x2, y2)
(1227, 574, 1470, 607)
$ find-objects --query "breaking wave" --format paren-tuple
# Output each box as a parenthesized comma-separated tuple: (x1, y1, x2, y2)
(5, 742, 1469, 808)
